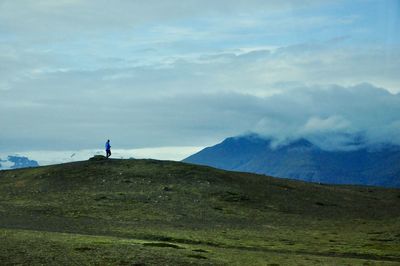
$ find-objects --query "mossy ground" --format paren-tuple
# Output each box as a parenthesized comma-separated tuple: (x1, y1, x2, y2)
(0, 159, 399, 265)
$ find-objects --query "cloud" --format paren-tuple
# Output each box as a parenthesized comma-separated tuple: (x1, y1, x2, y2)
(300, 116, 352, 134)
(1, 34, 399, 151)
(1, 1, 398, 93)
(2, 81, 398, 152)
(0, 0, 326, 32)
(1, 1, 399, 155)
(251, 84, 400, 149)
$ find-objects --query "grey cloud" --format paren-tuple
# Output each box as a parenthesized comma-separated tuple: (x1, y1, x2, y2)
(1, 81, 399, 151)
(1, 40, 399, 151)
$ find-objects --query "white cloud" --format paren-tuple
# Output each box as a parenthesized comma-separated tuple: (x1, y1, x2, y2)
(300, 116, 352, 134)
(251, 84, 400, 149)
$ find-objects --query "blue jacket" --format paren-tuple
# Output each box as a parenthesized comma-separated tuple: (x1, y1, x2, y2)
(105, 141, 111, 150)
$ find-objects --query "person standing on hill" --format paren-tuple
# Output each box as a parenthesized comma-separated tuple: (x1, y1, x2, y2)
(105, 139, 111, 158)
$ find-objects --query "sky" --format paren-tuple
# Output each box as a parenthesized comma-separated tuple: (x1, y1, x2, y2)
(1, 0, 399, 164)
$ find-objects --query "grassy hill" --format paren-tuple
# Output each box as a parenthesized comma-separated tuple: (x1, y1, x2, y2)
(0, 157, 399, 265)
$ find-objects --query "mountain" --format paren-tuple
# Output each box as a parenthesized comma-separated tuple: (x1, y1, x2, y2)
(0, 158, 399, 265)
(0, 155, 39, 170)
(183, 134, 400, 187)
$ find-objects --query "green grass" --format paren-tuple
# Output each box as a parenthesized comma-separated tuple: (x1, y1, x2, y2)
(0, 158, 399, 265)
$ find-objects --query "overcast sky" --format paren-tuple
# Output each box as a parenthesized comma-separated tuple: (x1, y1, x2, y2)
(1, 0, 399, 161)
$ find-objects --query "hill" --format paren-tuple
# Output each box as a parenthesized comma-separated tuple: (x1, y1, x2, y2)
(0, 158, 400, 265)
(183, 134, 400, 187)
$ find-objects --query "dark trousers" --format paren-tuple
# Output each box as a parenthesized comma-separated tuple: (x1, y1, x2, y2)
(106, 149, 111, 158)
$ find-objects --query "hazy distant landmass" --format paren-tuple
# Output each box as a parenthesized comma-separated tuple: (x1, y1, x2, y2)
(0, 156, 39, 170)
(183, 134, 400, 187)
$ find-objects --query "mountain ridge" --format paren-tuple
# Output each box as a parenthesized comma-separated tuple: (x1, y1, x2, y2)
(183, 134, 400, 187)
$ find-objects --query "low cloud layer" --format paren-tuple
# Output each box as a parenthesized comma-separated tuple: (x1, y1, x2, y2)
(2, 82, 399, 151)
(252, 84, 400, 149)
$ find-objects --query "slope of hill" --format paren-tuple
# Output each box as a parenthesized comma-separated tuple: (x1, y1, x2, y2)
(183, 134, 400, 187)
(0, 158, 400, 265)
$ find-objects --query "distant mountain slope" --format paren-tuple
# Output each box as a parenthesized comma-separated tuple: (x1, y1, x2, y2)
(0, 156, 39, 170)
(183, 134, 400, 187)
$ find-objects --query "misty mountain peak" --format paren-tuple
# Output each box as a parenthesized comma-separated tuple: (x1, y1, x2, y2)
(184, 134, 400, 187)
(279, 138, 316, 149)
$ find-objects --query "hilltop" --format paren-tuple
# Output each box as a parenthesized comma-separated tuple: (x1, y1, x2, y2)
(0, 158, 399, 265)
(184, 134, 400, 187)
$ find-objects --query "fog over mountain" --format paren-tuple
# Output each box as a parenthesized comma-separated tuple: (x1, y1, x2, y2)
(184, 134, 400, 187)
(249, 84, 400, 149)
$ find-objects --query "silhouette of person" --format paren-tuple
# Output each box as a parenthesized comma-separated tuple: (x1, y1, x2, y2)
(105, 139, 111, 158)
